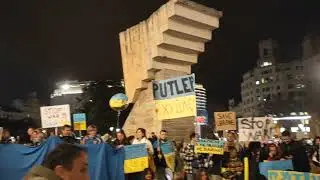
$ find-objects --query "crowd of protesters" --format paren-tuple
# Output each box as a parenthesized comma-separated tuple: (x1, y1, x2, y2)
(1, 125, 320, 180)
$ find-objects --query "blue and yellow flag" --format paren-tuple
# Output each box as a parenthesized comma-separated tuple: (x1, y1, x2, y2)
(268, 170, 320, 180)
(124, 144, 149, 174)
(160, 142, 176, 171)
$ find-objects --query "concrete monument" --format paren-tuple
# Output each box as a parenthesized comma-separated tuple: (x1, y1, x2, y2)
(119, 0, 222, 140)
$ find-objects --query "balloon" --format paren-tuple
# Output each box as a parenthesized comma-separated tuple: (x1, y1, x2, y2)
(109, 93, 129, 111)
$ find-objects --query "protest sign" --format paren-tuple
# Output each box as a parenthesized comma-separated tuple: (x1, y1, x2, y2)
(73, 113, 87, 131)
(214, 112, 236, 131)
(160, 142, 176, 171)
(153, 74, 196, 120)
(40, 105, 71, 128)
(268, 170, 320, 180)
(195, 139, 225, 155)
(124, 144, 149, 174)
(238, 117, 273, 142)
(259, 160, 293, 178)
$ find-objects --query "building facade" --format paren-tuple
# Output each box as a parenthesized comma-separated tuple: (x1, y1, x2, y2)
(231, 39, 307, 117)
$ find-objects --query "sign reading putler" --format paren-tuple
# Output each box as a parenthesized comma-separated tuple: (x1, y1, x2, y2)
(152, 74, 196, 120)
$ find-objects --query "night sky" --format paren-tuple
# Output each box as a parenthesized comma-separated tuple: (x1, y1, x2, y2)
(0, 0, 319, 106)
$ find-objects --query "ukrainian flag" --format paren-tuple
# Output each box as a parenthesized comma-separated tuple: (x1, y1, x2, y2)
(124, 144, 149, 174)
(159, 142, 176, 171)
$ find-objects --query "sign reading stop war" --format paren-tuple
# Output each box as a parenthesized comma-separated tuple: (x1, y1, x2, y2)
(153, 74, 196, 120)
(214, 112, 236, 131)
(238, 117, 273, 142)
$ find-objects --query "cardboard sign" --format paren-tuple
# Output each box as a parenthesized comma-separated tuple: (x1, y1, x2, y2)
(238, 117, 273, 142)
(195, 139, 225, 155)
(268, 170, 320, 180)
(259, 160, 293, 178)
(73, 113, 87, 131)
(40, 105, 71, 128)
(214, 112, 236, 131)
(153, 74, 196, 120)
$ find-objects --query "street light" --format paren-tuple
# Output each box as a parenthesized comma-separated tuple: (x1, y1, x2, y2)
(61, 84, 70, 90)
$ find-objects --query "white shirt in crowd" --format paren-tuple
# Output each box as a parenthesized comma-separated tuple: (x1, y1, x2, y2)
(132, 137, 154, 155)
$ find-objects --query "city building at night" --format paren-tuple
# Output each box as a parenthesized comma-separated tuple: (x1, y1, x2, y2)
(229, 39, 310, 135)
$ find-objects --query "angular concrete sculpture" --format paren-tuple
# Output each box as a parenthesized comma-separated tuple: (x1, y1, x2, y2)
(119, 0, 222, 139)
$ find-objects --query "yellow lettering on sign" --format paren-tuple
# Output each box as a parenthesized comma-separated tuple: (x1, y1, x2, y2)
(194, 145, 224, 155)
(155, 95, 196, 120)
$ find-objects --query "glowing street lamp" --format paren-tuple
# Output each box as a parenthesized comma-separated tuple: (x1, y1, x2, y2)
(61, 84, 70, 90)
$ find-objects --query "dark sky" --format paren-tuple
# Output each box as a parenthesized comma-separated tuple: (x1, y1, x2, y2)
(0, 0, 319, 106)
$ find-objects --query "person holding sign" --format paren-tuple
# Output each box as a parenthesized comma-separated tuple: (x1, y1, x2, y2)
(153, 130, 175, 180)
(279, 130, 310, 172)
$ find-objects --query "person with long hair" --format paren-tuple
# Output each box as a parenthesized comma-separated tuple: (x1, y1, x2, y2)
(264, 143, 282, 161)
(132, 128, 154, 155)
(113, 129, 130, 148)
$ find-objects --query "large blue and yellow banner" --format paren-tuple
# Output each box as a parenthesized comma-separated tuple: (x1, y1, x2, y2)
(268, 170, 320, 180)
(259, 160, 293, 178)
(124, 144, 149, 174)
(194, 139, 225, 155)
(0, 137, 125, 180)
(153, 74, 196, 120)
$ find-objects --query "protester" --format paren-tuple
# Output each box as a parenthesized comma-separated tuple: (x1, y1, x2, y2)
(81, 125, 103, 144)
(0, 129, 16, 144)
(264, 143, 282, 161)
(181, 132, 197, 180)
(196, 169, 210, 180)
(279, 130, 310, 172)
(149, 132, 158, 145)
(60, 125, 78, 144)
(129, 128, 154, 180)
(153, 130, 174, 180)
(132, 128, 154, 155)
(113, 129, 130, 148)
(127, 135, 135, 145)
(143, 168, 155, 180)
(28, 129, 44, 146)
(311, 136, 320, 173)
(221, 147, 243, 180)
(244, 141, 262, 180)
(24, 143, 89, 180)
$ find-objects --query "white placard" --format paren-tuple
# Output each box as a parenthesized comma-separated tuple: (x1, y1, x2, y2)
(40, 105, 71, 128)
(238, 117, 273, 142)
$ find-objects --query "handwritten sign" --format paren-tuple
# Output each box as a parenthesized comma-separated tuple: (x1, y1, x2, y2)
(153, 74, 195, 100)
(40, 105, 71, 128)
(259, 160, 293, 178)
(195, 139, 225, 155)
(73, 113, 87, 131)
(238, 117, 273, 142)
(153, 74, 196, 120)
(214, 112, 236, 131)
(268, 170, 320, 180)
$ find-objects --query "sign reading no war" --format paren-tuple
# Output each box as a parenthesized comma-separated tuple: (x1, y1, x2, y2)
(152, 74, 195, 100)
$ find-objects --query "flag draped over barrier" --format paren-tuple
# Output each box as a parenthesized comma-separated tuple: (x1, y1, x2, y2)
(0, 137, 125, 180)
(124, 144, 149, 174)
(268, 170, 320, 180)
(259, 160, 293, 178)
